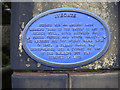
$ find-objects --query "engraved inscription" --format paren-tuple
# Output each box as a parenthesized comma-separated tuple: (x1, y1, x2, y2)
(26, 22, 107, 60)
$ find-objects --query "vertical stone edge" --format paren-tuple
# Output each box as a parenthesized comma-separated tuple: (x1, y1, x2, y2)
(0, 2, 2, 90)
(118, 2, 120, 90)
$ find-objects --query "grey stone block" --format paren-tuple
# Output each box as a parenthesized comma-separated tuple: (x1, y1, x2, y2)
(12, 73, 68, 88)
(70, 72, 119, 88)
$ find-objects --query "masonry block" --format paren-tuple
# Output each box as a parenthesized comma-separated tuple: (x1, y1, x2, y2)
(70, 72, 118, 88)
(12, 72, 68, 88)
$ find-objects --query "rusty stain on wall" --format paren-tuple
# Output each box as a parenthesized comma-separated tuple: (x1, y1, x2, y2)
(18, 30, 23, 53)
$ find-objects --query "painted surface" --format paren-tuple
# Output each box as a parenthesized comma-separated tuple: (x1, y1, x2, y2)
(22, 8, 110, 68)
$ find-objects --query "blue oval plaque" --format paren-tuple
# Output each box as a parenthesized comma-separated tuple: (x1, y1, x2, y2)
(22, 8, 110, 68)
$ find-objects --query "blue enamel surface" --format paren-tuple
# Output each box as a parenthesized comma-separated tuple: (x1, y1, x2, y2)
(22, 8, 110, 68)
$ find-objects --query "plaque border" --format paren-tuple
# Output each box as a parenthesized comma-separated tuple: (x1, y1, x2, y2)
(22, 8, 111, 68)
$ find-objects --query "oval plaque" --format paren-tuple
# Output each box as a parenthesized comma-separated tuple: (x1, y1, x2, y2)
(22, 8, 110, 68)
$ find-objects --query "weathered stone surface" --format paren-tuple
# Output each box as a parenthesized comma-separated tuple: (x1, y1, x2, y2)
(2, 25, 10, 46)
(2, 25, 10, 66)
(12, 72, 68, 88)
(70, 72, 119, 88)
(11, 2, 119, 70)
